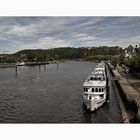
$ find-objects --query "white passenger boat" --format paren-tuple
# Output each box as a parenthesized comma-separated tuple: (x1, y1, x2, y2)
(83, 63, 107, 111)
(16, 62, 26, 66)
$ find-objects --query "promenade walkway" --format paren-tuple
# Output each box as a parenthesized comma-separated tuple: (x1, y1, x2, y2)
(111, 65, 140, 120)
(116, 65, 140, 92)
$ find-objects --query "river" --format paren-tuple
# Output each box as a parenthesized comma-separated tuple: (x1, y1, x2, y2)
(0, 61, 122, 123)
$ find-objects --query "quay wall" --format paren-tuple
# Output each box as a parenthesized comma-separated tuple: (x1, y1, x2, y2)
(108, 64, 140, 122)
(106, 64, 129, 122)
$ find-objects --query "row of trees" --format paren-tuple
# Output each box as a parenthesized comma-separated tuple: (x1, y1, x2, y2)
(124, 56, 140, 74)
(110, 56, 140, 78)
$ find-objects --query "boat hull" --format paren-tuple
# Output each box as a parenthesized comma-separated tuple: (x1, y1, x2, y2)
(83, 98, 106, 111)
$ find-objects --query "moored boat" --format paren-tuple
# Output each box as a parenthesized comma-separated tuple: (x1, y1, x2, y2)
(83, 62, 107, 111)
(16, 62, 26, 66)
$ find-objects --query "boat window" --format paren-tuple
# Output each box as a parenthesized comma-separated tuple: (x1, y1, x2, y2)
(102, 88, 104, 92)
(99, 77, 101, 80)
(84, 88, 88, 92)
(95, 88, 98, 92)
(99, 88, 101, 92)
(92, 88, 94, 92)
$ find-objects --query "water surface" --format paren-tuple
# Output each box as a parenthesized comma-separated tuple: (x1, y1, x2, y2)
(0, 61, 122, 123)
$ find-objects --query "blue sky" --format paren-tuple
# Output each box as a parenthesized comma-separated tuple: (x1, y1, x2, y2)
(0, 17, 140, 53)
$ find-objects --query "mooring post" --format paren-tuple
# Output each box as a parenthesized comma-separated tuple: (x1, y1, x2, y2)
(44, 64, 46, 71)
(39, 65, 41, 71)
(57, 62, 58, 69)
(15, 65, 17, 73)
(15, 65, 18, 77)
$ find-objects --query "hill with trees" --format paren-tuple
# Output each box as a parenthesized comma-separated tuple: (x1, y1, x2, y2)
(0, 45, 140, 78)
(0, 46, 123, 63)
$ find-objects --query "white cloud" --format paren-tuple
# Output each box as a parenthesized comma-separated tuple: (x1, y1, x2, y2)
(6, 24, 38, 37)
(92, 35, 140, 47)
(113, 35, 140, 47)
(16, 36, 72, 51)
(71, 32, 97, 41)
(0, 20, 44, 37)
(78, 35, 96, 41)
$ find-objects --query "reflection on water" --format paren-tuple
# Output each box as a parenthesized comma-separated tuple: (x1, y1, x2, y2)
(0, 62, 122, 123)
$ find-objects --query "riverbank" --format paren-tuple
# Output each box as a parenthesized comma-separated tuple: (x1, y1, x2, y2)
(0, 60, 96, 68)
(0, 63, 16, 68)
(108, 63, 140, 122)
(25, 62, 50, 66)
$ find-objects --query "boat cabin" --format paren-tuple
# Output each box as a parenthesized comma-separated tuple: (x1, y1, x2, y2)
(83, 87, 105, 100)
(84, 87, 105, 94)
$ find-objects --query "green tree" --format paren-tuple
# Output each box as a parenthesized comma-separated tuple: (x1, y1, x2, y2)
(110, 56, 120, 68)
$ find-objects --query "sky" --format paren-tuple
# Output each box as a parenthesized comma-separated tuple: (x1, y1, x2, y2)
(0, 17, 140, 53)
